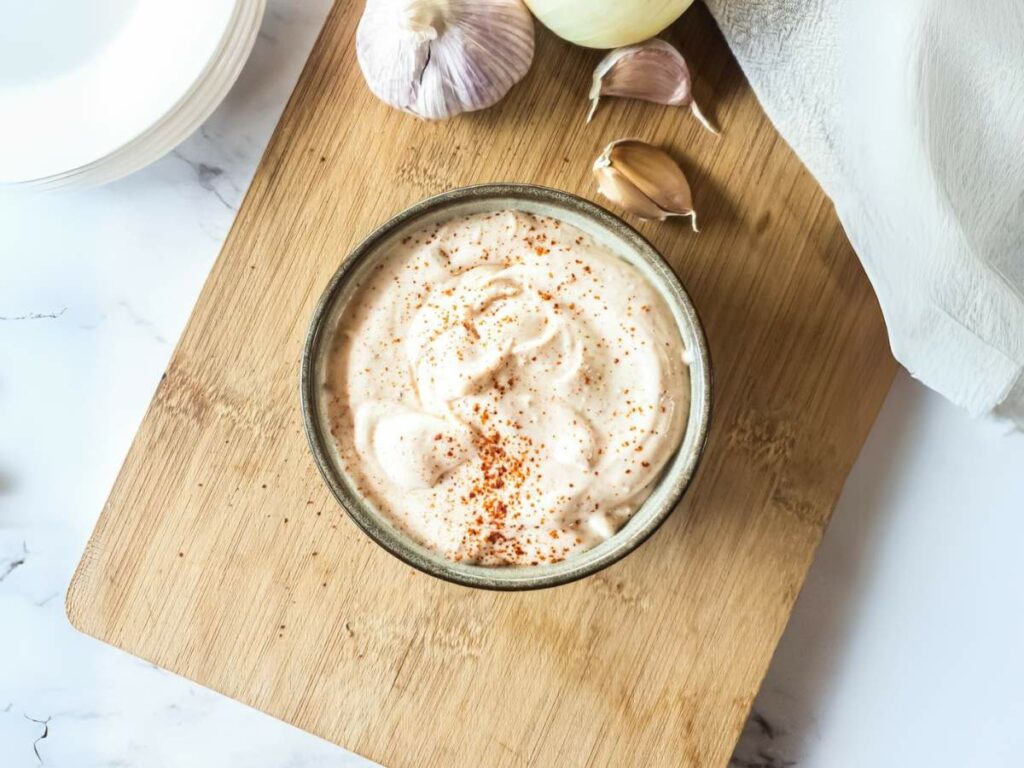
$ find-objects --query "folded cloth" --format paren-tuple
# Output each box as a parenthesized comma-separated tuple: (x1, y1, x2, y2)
(706, 0, 1024, 425)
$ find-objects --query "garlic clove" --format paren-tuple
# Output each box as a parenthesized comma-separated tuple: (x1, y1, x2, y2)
(587, 37, 718, 135)
(357, 0, 535, 120)
(609, 140, 695, 219)
(587, 41, 686, 121)
(592, 139, 698, 230)
(594, 162, 672, 221)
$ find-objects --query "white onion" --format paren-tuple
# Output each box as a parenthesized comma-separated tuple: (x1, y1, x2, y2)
(523, 0, 694, 49)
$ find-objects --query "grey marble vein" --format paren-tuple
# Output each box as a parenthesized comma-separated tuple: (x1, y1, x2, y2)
(0, 308, 66, 321)
(24, 714, 50, 764)
(0, 542, 28, 582)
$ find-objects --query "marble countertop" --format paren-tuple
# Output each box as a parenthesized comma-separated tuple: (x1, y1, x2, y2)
(2, 4, 1022, 766)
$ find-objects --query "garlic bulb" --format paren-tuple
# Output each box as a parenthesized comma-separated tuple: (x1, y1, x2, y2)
(357, 0, 535, 120)
(593, 139, 697, 229)
(524, 0, 693, 49)
(588, 38, 718, 134)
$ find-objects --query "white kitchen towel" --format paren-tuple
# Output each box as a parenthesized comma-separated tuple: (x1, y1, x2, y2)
(705, 0, 1024, 425)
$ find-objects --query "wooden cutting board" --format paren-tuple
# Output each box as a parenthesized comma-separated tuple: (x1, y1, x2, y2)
(67, 4, 896, 766)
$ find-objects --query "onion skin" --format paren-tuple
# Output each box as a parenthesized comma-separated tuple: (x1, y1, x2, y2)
(523, 0, 694, 49)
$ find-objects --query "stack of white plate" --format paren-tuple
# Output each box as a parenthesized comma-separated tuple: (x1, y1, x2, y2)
(0, 0, 265, 190)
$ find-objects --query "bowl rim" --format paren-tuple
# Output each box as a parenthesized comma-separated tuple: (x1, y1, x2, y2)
(300, 182, 712, 590)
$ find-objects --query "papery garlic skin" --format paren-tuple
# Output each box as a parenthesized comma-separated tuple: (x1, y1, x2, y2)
(588, 38, 717, 134)
(593, 139, 698, 230)
(524, 0, 693, 49)
(357, 0, 535, 120)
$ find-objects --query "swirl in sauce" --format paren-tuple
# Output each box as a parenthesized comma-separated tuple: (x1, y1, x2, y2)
(324, 211, 689, 565)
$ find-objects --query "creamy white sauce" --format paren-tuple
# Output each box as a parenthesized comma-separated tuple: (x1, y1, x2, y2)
(324, 210, 689, 565)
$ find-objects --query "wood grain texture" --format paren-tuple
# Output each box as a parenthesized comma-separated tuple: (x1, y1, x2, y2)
(67, 4, 897, 766)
